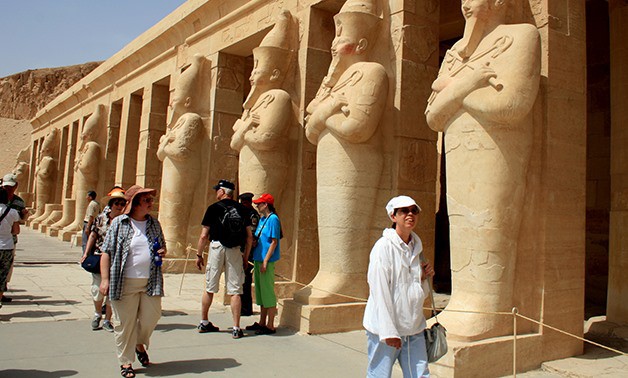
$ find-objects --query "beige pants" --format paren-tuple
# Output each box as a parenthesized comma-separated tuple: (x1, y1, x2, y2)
(110, 278, 162, 365)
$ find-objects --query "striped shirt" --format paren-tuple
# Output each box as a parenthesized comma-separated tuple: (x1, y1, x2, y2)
(101, 214, 166, 301)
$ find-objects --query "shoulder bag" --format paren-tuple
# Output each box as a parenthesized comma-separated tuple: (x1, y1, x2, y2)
(422, 255, 448, 363)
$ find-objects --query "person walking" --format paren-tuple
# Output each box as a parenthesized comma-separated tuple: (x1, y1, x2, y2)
(0, 188, 21, 308)
(83, 190, 100, 253)
(1, 173, 28, 303)
(80, 187, 127, 332)
(246, 193, 281, 335)
(363, 195, 435, 378)
(195, 179, 253, 339)
(100, 185, 166, 378)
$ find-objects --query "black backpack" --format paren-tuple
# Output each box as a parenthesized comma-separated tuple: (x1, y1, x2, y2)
(218, 202, 245, 245)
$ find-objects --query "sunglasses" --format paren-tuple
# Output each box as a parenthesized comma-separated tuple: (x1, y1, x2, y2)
(112, 200, 127, 206)
(141, 197, 154, 204)
(395, 206, 420, 215)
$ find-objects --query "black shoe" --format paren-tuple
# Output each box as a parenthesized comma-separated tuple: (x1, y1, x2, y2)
(245, 322, 263, 331)
(1, 296, 12, 303)
(197, 321, 219, 333)
(255, 326, 277, 335)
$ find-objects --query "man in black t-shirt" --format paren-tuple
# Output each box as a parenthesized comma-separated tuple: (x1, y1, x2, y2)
(195, 179, 253, 339)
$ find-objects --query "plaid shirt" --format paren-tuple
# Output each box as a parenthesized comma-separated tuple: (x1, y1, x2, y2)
(101, 214, 166, 301)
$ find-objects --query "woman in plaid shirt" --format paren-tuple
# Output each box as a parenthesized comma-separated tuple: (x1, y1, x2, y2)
(99, 185, 166, 378)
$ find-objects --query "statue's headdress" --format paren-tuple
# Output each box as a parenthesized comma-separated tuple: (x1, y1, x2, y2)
(252, 10, 298, 79)
(334, 0, 382, 39)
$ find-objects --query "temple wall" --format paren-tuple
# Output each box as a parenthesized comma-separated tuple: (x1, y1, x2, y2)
(24, 0, 610, 375)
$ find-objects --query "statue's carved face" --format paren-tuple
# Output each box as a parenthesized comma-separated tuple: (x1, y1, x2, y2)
(249, 59, 274, 88)
(331, 24, 359, 58)
(461, 0, 495, 21)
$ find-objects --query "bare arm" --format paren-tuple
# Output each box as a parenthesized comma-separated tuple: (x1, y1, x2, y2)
(195, 226, 210, 270)
(99, 252, 111, 296)
(80, 231, 98, 262)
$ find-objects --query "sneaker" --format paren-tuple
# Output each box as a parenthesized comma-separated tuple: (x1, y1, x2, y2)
(255, 326, 277, 335)
(232, 328, 244, 339)
(1, 296, 12, 303)
(197, 321, 219, 333)
(91, 315, 102, 330)
(103, 320, 114, 332)
(245, 322, 263, 331)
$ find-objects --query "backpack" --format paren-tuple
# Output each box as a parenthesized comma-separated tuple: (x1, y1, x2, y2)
(217, 202, 245, 245)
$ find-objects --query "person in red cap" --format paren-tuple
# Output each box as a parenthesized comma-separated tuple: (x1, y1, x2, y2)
(99, 185, 167, 378)
(245, 193, 281, 334)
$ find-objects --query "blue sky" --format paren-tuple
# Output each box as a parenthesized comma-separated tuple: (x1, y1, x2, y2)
(0, 1, 187, 77)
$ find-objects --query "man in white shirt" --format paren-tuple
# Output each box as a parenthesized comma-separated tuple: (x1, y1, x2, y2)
(363, 195, 435, 377)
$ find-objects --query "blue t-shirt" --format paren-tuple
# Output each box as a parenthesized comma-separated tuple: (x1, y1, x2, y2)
(252, 214, 281, 263)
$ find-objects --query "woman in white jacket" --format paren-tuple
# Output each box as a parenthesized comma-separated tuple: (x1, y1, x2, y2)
(363, 195, 435, 378)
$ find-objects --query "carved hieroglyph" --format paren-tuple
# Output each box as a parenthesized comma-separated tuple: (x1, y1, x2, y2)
(425, 0, 541, 341)
(296, 0, 388, 305)
(230, 9, 297, 206)
(32, 129, 58, 221)
(157, 54, 206, 258)
(63, 105, 103, 233)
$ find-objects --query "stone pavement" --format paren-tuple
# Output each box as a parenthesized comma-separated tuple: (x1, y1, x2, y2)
(0, 228, 626, 377)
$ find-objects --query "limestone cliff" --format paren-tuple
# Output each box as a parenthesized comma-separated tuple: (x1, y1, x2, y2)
(0, 62, 101, 120)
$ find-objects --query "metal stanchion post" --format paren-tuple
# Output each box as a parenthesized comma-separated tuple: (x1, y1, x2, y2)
(512, 307, 518, 378)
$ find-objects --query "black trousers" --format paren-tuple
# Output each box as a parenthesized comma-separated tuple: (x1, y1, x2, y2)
(241, 260, 253, 316)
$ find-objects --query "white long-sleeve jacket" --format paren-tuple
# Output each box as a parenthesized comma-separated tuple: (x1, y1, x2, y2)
(363, 228, 430, 341)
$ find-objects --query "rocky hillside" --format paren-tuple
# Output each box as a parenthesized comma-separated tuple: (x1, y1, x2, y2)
(0, 62, 101, 120)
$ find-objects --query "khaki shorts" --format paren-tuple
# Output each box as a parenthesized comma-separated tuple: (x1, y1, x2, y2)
(205, 241, 244, 295)
(91, 273, 107, 303)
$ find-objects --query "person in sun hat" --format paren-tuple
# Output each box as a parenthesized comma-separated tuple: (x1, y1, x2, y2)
(363, 195, 435, 377)
(81, 186, 128, 333)
(1, 173, 28, 303)
(99, 185, 166, 378)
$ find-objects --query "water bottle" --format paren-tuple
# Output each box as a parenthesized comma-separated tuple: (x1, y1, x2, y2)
(152, 237, 162, 267)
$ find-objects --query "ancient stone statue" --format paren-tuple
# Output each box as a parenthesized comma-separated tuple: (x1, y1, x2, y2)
(297, 0, 388, 304)
(63, 105, 103, 233)
(230, 9, 297, 207)
(425, 0, 541, 341)
(157, 54, 206, 258)
(32, 129, 58, 221)
(12, 162, 29, 186)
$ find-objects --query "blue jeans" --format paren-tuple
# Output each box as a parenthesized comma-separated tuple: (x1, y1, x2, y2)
(367, 330, 429, 378)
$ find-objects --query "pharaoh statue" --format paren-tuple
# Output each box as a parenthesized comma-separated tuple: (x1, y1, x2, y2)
(157, 54, 206, 258)
(13, 145, 31, 185)
(230, 9, 297, 206)
(32, 129, 59, 221)
(63, 105, 103, 233)
(296, 0, 388, 304)
(425, 0, 541, 340)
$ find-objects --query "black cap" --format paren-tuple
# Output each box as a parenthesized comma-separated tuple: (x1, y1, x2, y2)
(212, 179, 235, 190)
(238, 192, 254, 201)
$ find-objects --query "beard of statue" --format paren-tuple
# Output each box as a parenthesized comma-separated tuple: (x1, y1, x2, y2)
(457, 15, 486, 59)
(243, 84, 264, 111)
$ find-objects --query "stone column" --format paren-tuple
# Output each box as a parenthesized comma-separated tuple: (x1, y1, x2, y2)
(116, 93, 143, 189)
(137, 83, 168, 189)
(608, 0, 628, 325)
(103, 102, 122, 191)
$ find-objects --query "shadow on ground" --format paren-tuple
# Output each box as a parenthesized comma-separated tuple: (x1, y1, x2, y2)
(0, 310, 70, 321)
(0, 369, 77, 377)
(140, 358, 240, 376)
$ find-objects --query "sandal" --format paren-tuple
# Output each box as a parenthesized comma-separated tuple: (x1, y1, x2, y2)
(135, 348, 150, 367)
(120, 365, 135, 378)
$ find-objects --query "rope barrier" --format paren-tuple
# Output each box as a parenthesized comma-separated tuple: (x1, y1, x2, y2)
(178, 248, 627, 359)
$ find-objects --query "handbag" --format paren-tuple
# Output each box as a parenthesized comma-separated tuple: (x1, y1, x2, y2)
(422, 256, 448, 363)
(81, 254, 101, 274)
